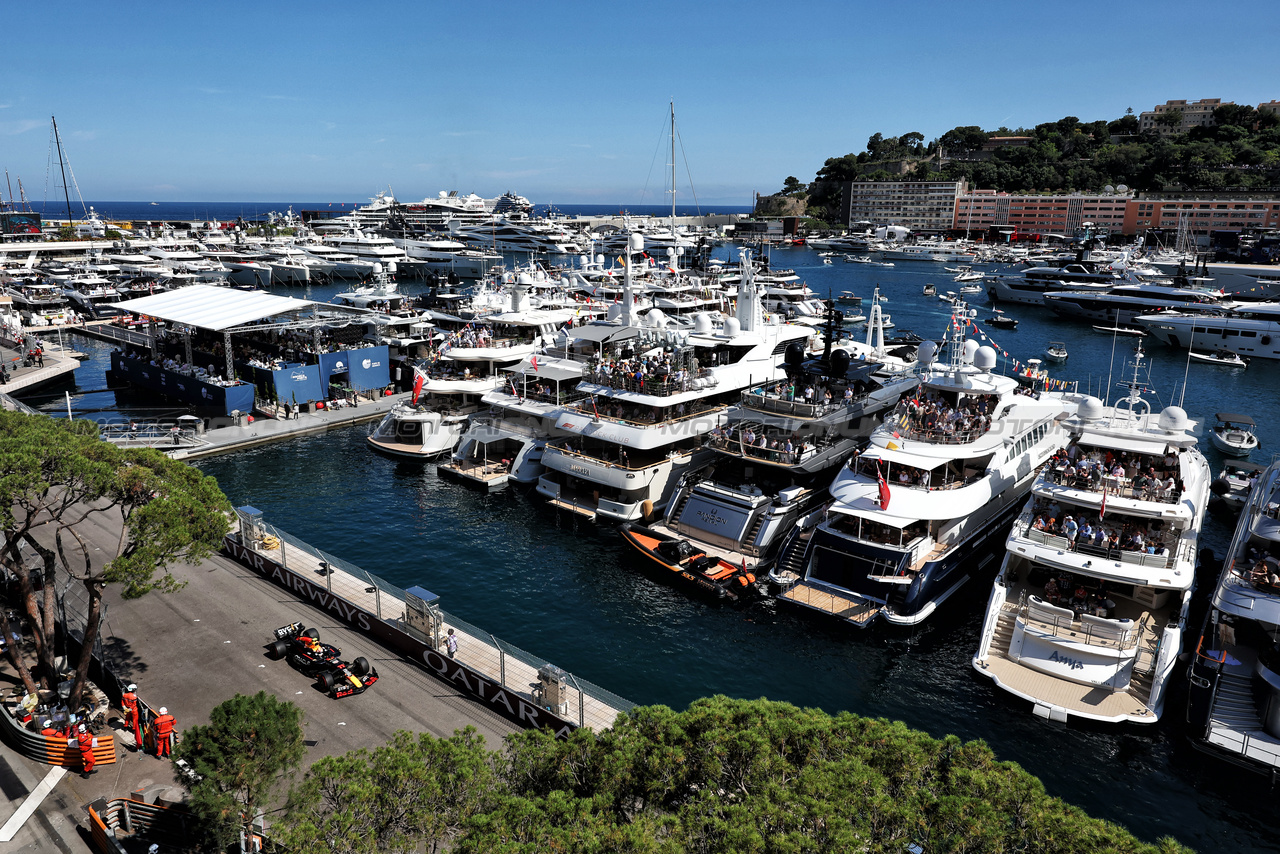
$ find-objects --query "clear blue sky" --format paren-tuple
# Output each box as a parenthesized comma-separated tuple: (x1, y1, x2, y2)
(3, 1, 1276, 205)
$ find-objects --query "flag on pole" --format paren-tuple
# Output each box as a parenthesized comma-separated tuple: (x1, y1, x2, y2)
(411, 365, 426, 405)
(1099, 485, 1107, 519)
(877, 464, 891, 511)
(531, 355, 539, 372)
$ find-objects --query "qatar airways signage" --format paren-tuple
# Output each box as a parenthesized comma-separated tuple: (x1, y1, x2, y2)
(223, 535, 576, 736)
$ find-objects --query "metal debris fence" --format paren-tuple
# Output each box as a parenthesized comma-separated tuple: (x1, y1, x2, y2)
(249, 512, 634, 729)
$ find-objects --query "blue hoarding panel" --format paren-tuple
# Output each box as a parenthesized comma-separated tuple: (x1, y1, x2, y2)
(345, 345, 389, 391)
(271, 363, 323, 404)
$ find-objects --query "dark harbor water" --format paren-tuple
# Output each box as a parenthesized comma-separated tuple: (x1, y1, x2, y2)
(25, 246, 1280, 851)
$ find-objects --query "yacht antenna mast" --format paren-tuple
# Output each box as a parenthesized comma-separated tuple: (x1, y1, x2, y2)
(51, 116, 75, 230)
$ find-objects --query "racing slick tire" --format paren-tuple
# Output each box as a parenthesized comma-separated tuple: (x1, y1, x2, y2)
(351, 657, 371, 677)
(270, 639, 289, 658)
(317, 671, 336, 692)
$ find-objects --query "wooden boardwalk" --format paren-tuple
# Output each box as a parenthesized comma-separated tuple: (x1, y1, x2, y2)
(778, 582, 880, 627)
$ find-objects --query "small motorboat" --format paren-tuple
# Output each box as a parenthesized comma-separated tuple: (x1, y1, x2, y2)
(871, 261, 895, 268)
(1209, 459, 1267, 514)
(1014, 357, 1047, 388)
(1044, 342, 1068, 363)
(846, 255, 871, 264)
(880, 314, 895, 328)
(841, 311, 867, 324)
(822, 258, 833, 265)
(938, 291, 957, 304)
(1210, 413, 1259, 457)
(954, 269, 985, 283)
(619, 524, 760, 602)
(1189, 349, 1248, 367)
(985, 310, 1017, 330)
(1092, 324, 1146, 337)
(836, 290, 862, 305)
(922, 283, 936, 296)
(959, 284, 983, 294)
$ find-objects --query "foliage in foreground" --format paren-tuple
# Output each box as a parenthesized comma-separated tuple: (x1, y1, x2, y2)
(275, 696, 1193, 854)
(174, 692, 306, 851)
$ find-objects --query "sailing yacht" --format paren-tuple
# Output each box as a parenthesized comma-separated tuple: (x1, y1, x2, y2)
(972, 345, 1209, 723)
(1187, 460, 1280, 772)
(771, 303, 1079, 628)
(535, 244, 815, 523)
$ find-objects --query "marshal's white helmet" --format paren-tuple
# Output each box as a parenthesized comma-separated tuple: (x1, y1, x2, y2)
(127, 684, 137, 692)
(159, 707, 167, 715)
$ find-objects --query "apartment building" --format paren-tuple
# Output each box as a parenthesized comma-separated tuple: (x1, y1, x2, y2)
(1126, 194, 1280, 235)
(1138, 98, 1229, 135)
(954, 191, 1131, 236)
(841, 180, 965, 233)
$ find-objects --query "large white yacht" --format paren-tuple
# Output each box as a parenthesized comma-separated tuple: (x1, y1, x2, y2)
(634, 303, 918, 574)
(391, 235, 502, 279)
(146, 244, 234, 282)
(449, 217, 586, 255)
(440, 355, 585, 490)
(298, 242, 377, 278)
(972, 346, 1210, 724)
(366, 277, 572, 460)
(1136, 302, 1280, 361)
(771, 304, 1079, 628)
(1043, 284, 1228, 325)
(323, 230, 413, 269)
(1187, 459, 1280, 772)
(535, 246, 814, 523)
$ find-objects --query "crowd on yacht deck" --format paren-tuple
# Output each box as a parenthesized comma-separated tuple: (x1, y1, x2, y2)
(896, 391, 999, 443)
(1043, 443, 1185, 502)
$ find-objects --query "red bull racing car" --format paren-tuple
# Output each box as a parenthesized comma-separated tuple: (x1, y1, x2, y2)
(268, 622, 379, 698)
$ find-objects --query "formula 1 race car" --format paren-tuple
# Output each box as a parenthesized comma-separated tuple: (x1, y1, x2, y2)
(268, 622, 379, 698)
(269, 622, 342, 676)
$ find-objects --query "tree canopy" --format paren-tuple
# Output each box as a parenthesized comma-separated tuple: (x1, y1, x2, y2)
(274, 697, 1192, 854)
(0, 411, 232, 707)
(175, 692, 306, 852)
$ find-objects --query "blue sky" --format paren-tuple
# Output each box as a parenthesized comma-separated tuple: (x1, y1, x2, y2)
(2, 1, 1276, 205)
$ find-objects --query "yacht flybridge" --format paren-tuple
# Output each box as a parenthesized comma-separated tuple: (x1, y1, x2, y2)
(535, 242, 815, 523)
(772, 303, 1080, 629)
(973, 345, 1210, 724)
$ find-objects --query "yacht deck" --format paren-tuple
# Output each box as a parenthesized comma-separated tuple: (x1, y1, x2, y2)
(978, 575, 1162, 721)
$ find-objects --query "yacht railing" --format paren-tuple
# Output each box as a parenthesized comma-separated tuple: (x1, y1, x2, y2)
(544, 439, 666, 470)
(741, 389, 837, 418)
(1017, 595, 1149, 650)
(888, 411, 990, 445)
(1019, 524, 1176, 569)
(583, 367, 715, 397)
(1043, 466, 1180, 505)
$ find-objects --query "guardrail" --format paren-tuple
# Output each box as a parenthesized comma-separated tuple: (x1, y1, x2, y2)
(230, 508, 633, 734)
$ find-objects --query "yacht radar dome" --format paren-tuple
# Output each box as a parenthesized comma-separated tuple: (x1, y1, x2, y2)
(917, 339, 938, 365)
(1078, 396, 1105, 422)
(693, 312, 713, 334)
(1158, 406, 1189, 433)
(373, 262, 383, 274)
(629, 234, 644, 251)
(963, 339, 980, 364)
(974, 345, 997, 371)
(723, 317, 741, 337)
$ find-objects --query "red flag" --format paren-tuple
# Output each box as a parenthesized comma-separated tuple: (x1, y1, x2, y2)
(411, 367, 425, 405)
(531, 355, 539, 372)
(1099, 485, 1106, 519)
(877, 465, 891, 511)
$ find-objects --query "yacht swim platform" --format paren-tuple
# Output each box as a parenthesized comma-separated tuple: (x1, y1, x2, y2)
(776, 580, 881, 627)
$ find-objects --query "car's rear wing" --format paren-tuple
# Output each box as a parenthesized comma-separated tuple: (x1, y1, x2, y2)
(273, 622, 304, 640)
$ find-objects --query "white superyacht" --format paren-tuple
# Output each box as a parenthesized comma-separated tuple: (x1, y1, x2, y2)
(973, 346, 1209, 723)
(772, 304, 1079, 628)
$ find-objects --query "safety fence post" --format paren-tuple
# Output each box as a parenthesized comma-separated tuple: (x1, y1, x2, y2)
(491, 634, 505, 688)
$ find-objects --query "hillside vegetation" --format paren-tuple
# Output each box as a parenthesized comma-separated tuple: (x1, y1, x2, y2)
(767, 104, 1280, 225)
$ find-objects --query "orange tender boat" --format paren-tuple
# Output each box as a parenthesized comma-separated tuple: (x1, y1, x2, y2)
(619, 523, 759, 602)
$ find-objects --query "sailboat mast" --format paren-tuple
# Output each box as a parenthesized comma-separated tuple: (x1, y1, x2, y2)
(669, 100, 676, 236)
(52, 116, 75, 230)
